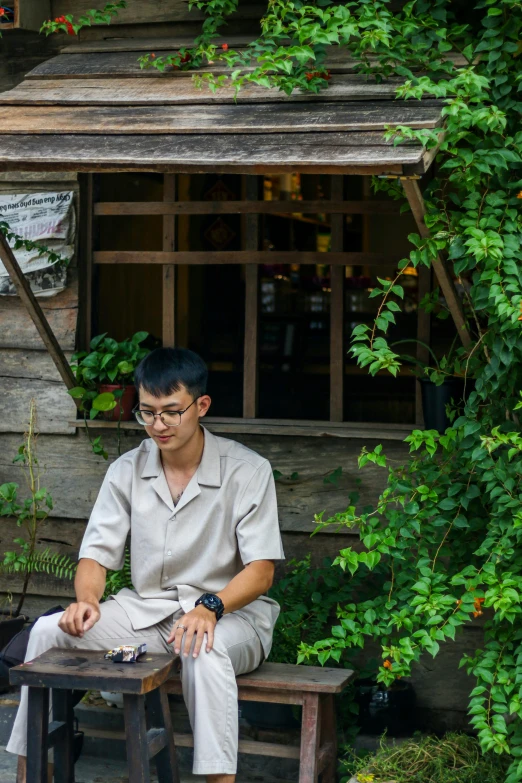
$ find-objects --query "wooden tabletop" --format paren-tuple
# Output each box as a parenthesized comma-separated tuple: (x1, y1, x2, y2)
(10, 647, 175, 695)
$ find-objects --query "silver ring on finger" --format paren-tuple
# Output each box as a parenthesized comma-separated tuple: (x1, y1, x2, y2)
(175, 624, 187, 632)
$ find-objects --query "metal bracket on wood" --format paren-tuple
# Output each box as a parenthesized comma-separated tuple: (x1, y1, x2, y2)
(402, 179, 472, 348)
(0, 230, 79, 393)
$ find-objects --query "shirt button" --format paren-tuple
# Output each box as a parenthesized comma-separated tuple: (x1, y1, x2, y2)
(167, 550, 172, 557)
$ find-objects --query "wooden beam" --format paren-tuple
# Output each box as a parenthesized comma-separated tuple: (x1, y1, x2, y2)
(93, 251, 401, 266)
(94, 200, 402, 216)
(242, 176, 259, 419)
(0, 232, 77, 391)
(78, 173, 93, 351)
(330, 176, 344, 422)
(162, 174, 176, 348)
(402, 179, 472, 348)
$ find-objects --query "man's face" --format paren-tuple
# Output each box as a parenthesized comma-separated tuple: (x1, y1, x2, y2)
(137, 384, 211, 454)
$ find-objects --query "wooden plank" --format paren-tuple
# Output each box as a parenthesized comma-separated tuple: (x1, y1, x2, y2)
(243, 176, 259, 419)
(93, 251, 401, 266)
(329, 176, 344, 423)
(85, 726, 301, 759)
(0, 232, 77, 391)
(51, 0, 266, 27)
(0, 133, 420, 175)
(11, 647, 175, 695)
(0, 515, 86, 557)
(236, 662, 354, 693)
(67, 416, 412, 440)
(0, 341, 80, 442)
(59, 35, 269, 54)
(0, 75, 407, 105)
(402, 179, 472, 347)
(162, 174, 176, 348)
(0, 272, 78, 350)
(165, 661, 353, 694)
(94, 199, 402, 216)
(0, 103, 443, 135)
(24, 48, 465, 80)
(0, 431, 410, 529)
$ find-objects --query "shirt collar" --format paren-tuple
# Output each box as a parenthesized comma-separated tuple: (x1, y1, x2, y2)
(140, 425, 221, 487)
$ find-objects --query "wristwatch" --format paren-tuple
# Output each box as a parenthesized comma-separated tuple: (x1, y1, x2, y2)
(195, 593, 224, 621)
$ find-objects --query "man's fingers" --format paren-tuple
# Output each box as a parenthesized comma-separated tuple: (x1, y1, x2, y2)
(183, 625, 196, 658)
(173, 625, 186, 654)
(192, 626, 206, 658)
(82, 606, 99, 633)
(206, 623, 215, 653)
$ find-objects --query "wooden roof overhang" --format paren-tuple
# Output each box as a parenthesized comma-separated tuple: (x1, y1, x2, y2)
(0, 39, 472, 438)
(0, 38, 444, 175)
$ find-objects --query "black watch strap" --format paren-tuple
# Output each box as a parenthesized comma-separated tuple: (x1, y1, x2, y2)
(195, 592, 224, 621)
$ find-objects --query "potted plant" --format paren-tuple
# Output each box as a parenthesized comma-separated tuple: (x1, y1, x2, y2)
(68, 331, 150, 423)
(0, 400, 76, 646)
(391, 338, 475, 432)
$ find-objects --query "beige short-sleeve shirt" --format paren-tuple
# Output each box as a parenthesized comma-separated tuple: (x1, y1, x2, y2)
(79, 426, 285, 656)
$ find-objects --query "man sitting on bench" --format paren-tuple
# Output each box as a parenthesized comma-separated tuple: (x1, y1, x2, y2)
(8, 347, 285, 783)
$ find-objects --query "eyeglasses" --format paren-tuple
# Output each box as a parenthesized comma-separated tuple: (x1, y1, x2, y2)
(133, 397, 200, 427)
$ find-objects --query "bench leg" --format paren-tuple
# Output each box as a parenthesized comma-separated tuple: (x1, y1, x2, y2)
(123, 694, 151, 783)
(52, 689, 75, 783)
(27, 687, 49, 783)
(319, 695, 337, 783)
(145, 686, 180, 783)
(299, 693, 321, 783)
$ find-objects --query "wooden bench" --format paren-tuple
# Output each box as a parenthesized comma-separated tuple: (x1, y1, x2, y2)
(165, 661, 355, 783)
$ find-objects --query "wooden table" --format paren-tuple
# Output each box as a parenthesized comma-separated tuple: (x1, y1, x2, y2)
(10, 647, 179, 783)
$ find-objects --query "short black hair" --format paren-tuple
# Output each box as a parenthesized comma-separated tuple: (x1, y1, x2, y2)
(134, 347, 208, 399)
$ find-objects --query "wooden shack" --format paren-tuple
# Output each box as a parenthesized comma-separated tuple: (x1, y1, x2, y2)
(0, 0, 475, 729)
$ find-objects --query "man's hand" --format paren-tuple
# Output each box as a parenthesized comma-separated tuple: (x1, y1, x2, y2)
(167, 605, 217, 658)
(58, 601, 101, 638)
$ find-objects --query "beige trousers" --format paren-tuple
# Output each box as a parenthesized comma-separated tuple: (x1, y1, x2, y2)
(6, 599, 263, 776)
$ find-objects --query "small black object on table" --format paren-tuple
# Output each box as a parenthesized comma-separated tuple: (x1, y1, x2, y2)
(10, 646, 179, 783)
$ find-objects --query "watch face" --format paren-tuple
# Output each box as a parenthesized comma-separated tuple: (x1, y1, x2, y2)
(205, 595, 220, 609)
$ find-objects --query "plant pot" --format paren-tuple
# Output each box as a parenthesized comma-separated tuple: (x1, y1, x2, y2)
(100, 690, 124, 708)
(355, 677, 416, 736)
(97, 384, 136, 422)
(240, 700, 301, 729)
(420, 378, 467, 433)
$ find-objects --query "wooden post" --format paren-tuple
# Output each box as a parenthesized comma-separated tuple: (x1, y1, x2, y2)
(27, 686, 50, 783)
(299, 692, 321, 783)
(0, 231, 77, 390)
(78, 173, 93, 351)
(162, 174, 176, 348)
(242, 176, 259, 419)
(402, 179, 472, 348)
(330, 175, 344, 422)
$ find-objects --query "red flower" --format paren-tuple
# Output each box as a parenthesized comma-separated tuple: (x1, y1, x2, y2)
(150, 53, 156, 59)
(222, 43, 229, 51)
(180, 52, 191, 63)
(383, 659, 393, 670)
(305, 72, 314, 81)
(66, 21, 75, 35)
(0, 9, 5, 16)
